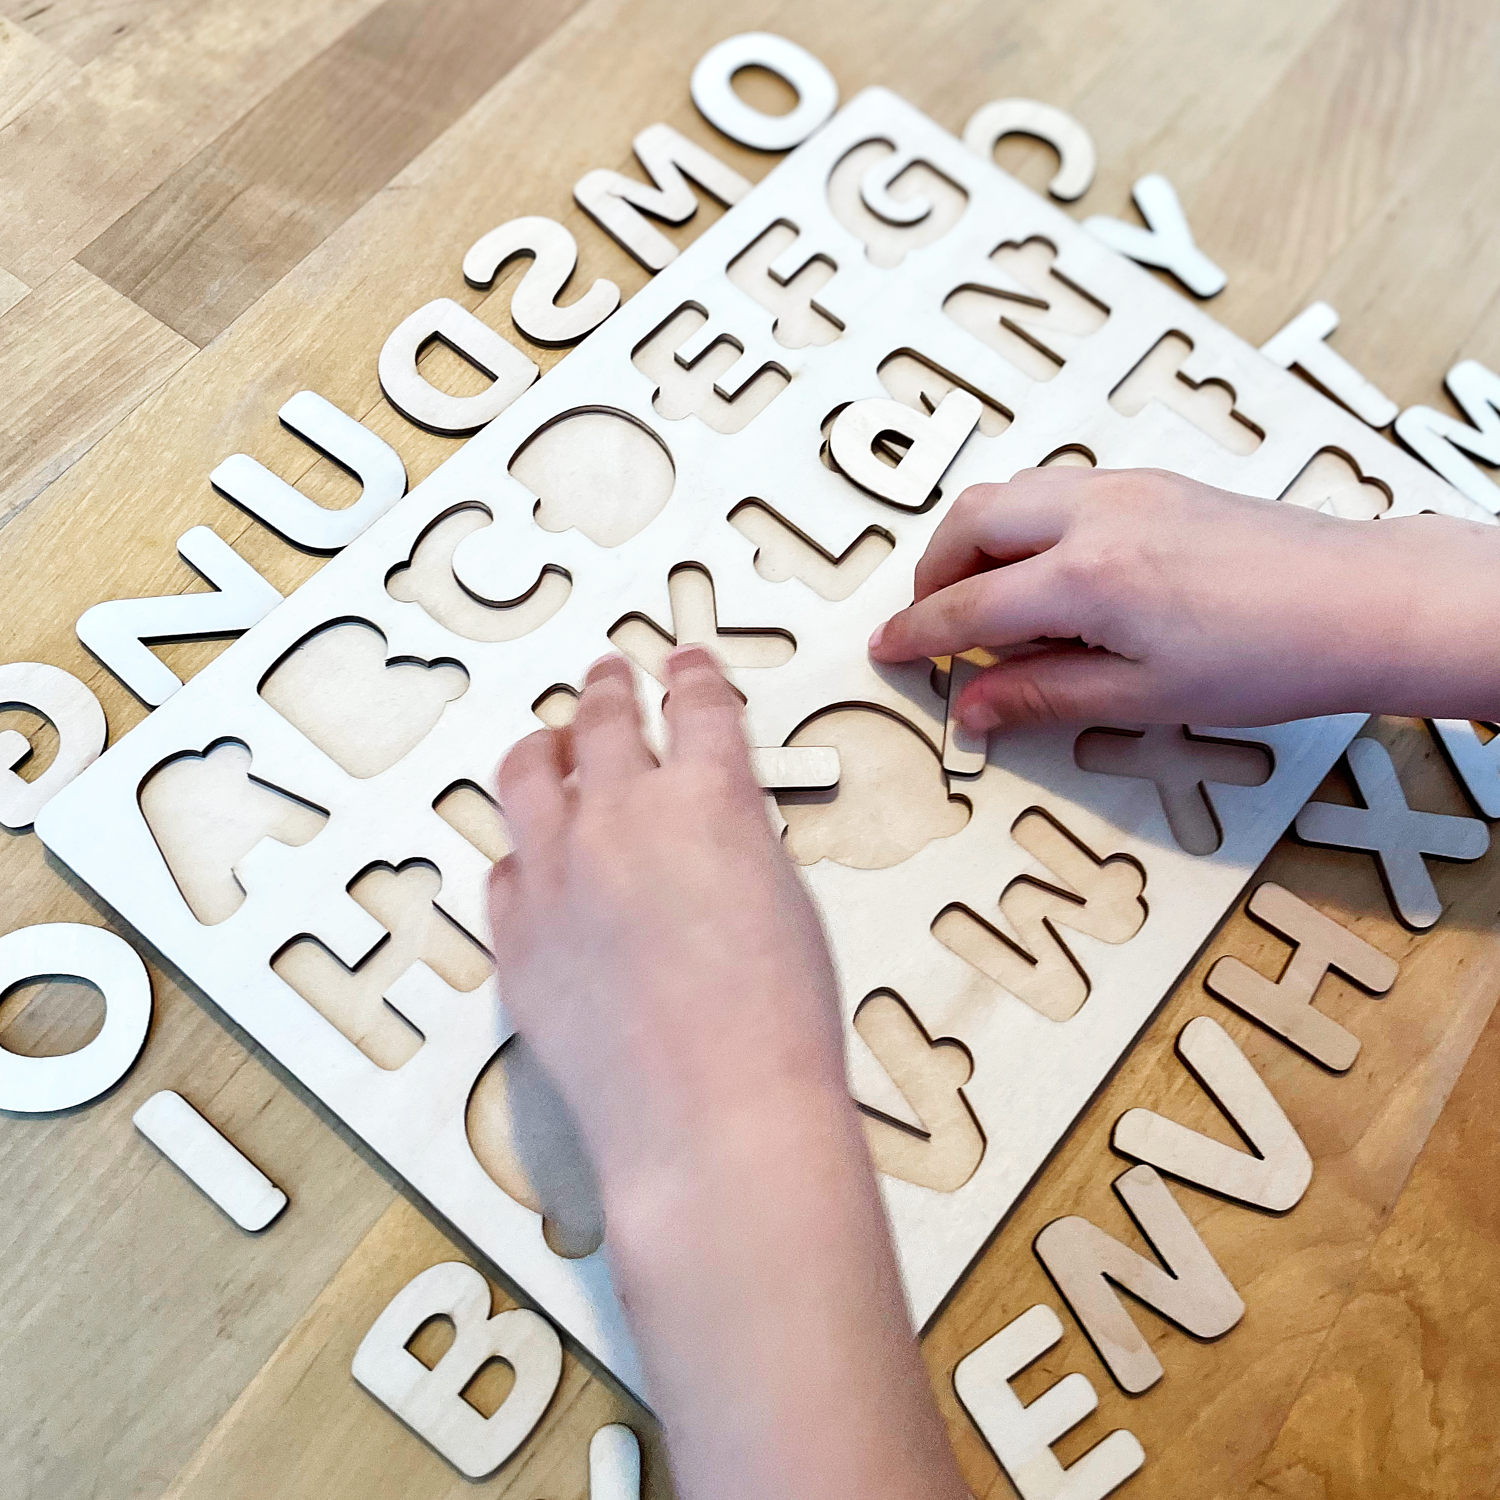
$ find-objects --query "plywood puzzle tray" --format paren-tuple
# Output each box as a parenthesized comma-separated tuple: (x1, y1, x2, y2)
(36, 86, 1486, 1397)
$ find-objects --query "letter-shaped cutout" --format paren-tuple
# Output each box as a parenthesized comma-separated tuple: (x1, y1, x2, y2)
(1395, 359, 1500, 513)
(729, 500, 892, 601)
(1034, 1165, 1245, 1393)
(463, 216, 620, 346)
(829, 388, 981, 510)
(933, 809, 1147, 1022)
(1113, 1015, 1312, 1211)
(954, 1304, 1145, 1500)
(210, 391, 407, 552)
(379, 298, 539, 436)
(351, 1262, 562, 1479)
(1278, 448, 1391, 520)
(260, 621, 468, 781)
(574, 124, 750, 272)
(855, 990, 985, 1193)
(690, 32, 839, 151)
(962, 98, 1097, 202)
(827, 140, 968, 269)
(387, 506, 571, 644)
(1205, 882, 1397, 1070)
(0, 662, 106, 830)
(0, 923, 152, 1113)
(1261, 303, 1398, 429)
(76, 527, 283, 707)
(1084, 174, 1226, 298)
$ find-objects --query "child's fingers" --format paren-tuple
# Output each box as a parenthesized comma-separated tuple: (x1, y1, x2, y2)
(571, 654, 655, 785)
(662, 646, 755, 776)
(955, 649, 1157, 731)
(497, 729, 569, 855)
(911, 475, 1078, 602)
(870, 557, 1067, 662)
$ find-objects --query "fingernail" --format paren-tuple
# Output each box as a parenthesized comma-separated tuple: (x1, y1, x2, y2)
(585, 653, 630, 684)
(867, 622, 886, 655)
(667, 643, 714, 670)
(960, 703, 1000, 734)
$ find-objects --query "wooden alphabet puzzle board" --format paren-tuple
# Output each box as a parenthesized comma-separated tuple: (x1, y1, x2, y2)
(36, 87, 1490, 1398)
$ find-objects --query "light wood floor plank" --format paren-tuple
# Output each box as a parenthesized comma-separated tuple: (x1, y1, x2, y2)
(0, 260, 193, 528)
(0, 826, 398, 1500)
(160, 1197, 669, 1500)
(77, 0, 589, 348)
(1246, 983, 1500, 1499)
(0, 14, 77, 135)
(928, 722, 1500, 1500)
(1, 4, 1498, 1496)
(0, 0, 390, 286)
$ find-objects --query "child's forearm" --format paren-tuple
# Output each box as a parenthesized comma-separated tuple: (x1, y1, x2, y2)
(605, 1077, 968, 1500)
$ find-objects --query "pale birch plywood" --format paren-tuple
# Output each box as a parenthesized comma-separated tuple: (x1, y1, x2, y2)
(34, 84, 1491, 1399)
(3, 2, 1500, 1497)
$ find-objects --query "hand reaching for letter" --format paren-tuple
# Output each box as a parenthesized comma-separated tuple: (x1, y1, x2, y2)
(870, 466, 1500, 730)
(489, 648, 846, 1197)
(489, 648, 967, 1500)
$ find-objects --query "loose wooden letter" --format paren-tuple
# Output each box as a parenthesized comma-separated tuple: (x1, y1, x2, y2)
(379, 298, 539, 435)
(133, 1090, 288, 1230)
(589, 1425, 642, 1500)
(690, 32, 839, 151)
(1261, 303, 1397, 429)
(962, 99, 1096, 202)
(1204, 882, 1396, 1069)
(76, 528, 283, 707)
(0, 662, 107, 830)
(1084, 175, 1226, 297)
(1034, 1165, 1245, 1393)
(211, 390, 407, 552)
(352, 1262, 562, 1478)
(574, 124, 751, 272)
(829, 387, 981, 510)
(462, 216, 620, 346)
(0, 924, 152, 1113)
(1395, 359, 1500, 512)
(1113, 1015, 1312, 1210)
(954, 1303, 1145, 1499)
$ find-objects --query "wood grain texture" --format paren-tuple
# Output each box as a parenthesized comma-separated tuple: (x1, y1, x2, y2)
(0, 15, 76, 134)
(0, 261, 193, 526)
(0, 1, 1497, 1496)
(1247, 986, 1500, 1500)
(77, 0, 589, 347)
(0, 0, 388, 285)
(159, 1197, 668, 1500)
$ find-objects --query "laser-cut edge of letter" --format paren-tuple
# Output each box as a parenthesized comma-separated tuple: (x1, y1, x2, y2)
(0, 662, 107, 831)
(352, 1261, 562, 1479)
(133, 1088, 288, 1231)
(962, 98, 1096, 203)
(953, 1302, 1145, 1500)
(0, 923, 152, 1114)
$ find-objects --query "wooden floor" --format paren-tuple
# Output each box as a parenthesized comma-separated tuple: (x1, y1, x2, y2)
(1, 1, 1499, 1496)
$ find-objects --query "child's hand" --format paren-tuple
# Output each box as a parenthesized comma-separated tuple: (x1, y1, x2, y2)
(869, 466, 1497, 730)
(488, 648, 848, 1202)
(489, 650, 967, 1500)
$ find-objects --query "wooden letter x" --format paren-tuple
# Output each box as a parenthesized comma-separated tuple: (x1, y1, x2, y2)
(1294, 737, 1488, 928)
